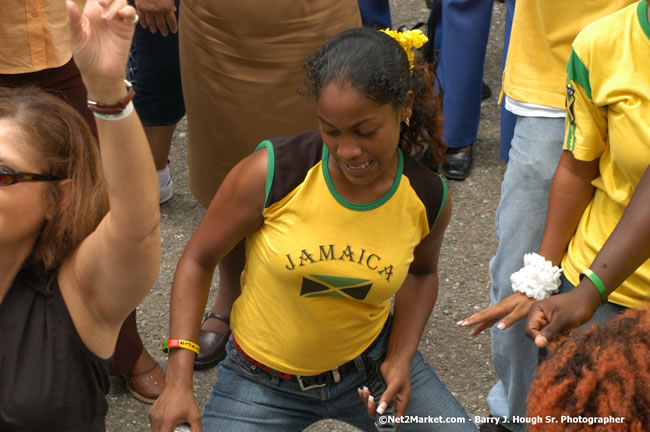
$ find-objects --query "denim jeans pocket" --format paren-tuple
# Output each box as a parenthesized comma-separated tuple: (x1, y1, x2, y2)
(225, 340, 272, 383)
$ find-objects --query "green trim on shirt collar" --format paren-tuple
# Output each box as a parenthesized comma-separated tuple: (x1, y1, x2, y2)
(255, 140, 274, 210)
(321, 144, 403, 211)
(638, 0, 650, 40)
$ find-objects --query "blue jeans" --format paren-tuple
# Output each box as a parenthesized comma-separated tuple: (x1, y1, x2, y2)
(202, 318, 477, 431)
(486, 116, 564, 432)
(486, 116, 627, 431)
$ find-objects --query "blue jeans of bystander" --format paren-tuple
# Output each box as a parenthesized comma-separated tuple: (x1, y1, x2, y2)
(486, 116, 627, 431)
(486, 116, 564, 432)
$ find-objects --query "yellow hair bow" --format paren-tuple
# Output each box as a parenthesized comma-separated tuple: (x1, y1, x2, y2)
(380, 28, 428, 71)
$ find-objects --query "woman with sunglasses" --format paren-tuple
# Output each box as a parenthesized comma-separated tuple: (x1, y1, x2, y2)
(0, 0, 160, 430)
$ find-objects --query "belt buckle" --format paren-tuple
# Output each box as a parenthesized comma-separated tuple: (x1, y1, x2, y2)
(296, 367, 341, 391)
(296, 376, 326, 391)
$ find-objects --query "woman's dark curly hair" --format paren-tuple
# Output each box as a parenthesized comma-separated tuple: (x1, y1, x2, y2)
(304, 27, 446, 162)
(527, 306, 650, 431)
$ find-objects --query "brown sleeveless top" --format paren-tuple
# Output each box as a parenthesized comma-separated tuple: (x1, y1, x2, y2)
(0, 266, 112, 431)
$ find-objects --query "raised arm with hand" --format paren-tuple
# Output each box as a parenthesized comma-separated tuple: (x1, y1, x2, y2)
(67, 0, 139, 97)
(59, 0, 161, 359)
(526, 165, 650, 347)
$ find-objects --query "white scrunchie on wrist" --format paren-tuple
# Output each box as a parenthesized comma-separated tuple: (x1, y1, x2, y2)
(510, 253, 562, 300)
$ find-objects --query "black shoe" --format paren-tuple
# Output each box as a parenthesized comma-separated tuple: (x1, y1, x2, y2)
(442, 147, 473, 181)
(482, 81, 492, 101)
(194, 313, 230, 370)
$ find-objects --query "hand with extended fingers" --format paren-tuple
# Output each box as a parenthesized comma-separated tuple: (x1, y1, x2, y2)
(66, 0, 137, 96)
(457, 292, 536, 336)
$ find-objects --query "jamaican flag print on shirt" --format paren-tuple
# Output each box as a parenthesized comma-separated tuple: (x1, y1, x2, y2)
(230, 130, 447, 375)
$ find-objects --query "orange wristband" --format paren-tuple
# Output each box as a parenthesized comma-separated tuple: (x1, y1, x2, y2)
(162, 338, 200, 356)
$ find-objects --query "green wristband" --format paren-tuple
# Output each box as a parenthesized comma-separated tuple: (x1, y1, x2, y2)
(580, 269, 607, 305)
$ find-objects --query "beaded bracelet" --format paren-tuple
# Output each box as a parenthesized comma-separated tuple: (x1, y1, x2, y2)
(580, 269, 608, 305)
(162, 338, 201, 356)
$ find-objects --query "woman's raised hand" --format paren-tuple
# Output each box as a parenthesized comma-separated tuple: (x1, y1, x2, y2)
(66, 0, 137, 93)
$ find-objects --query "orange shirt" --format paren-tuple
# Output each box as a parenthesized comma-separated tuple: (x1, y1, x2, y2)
(1, 0, 84, 74)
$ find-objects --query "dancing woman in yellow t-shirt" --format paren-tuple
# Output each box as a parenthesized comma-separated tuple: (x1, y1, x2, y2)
(150, 28, 479, 432)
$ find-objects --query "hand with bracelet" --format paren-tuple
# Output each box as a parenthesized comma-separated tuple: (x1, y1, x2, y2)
(526, 165, 650, 348)
(459, 151, 601, 336)
(458, 253, 562, 335)
(67, 0, 138, 106)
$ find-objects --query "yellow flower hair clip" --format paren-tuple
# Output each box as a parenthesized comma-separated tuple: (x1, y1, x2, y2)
(380, 28, 429, 71)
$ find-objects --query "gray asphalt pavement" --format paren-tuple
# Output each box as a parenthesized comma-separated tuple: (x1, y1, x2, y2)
(106, 1, 509, 430)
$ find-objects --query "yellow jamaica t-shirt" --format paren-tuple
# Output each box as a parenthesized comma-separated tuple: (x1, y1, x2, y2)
(563, 0, 650, 308)
(230, 131, 448, 375)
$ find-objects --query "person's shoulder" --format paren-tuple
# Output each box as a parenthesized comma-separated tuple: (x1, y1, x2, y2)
(268, 130, 323, 151)
(573, 2, 638, 54)
(261, 130, 324, 208)
(401, 151, 445, 191)
(401, 152, 448, 229)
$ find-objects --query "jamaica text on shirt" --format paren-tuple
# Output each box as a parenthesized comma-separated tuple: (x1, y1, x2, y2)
(284, 244, 394, 281)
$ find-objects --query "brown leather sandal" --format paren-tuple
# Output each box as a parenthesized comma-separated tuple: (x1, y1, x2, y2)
(126, 362, 165, 404)
(194, 313, 231, 370)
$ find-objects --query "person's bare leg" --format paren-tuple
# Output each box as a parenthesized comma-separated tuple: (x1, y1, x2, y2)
(145, 124, 176, 203)
(113, 311, 165, 402)
(194, 241, 244, 368)
(131, 345, 158, 374)
(201, 240, 245, 334)
(144, 124, 176, 170)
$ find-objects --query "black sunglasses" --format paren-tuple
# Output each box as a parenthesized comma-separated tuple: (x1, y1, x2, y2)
(0, 162, 65, 186)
